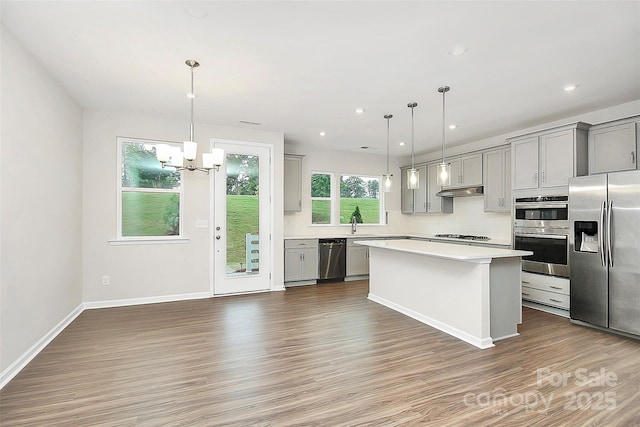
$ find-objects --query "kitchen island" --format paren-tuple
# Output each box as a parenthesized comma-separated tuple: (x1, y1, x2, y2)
(355, 239, 532, 349)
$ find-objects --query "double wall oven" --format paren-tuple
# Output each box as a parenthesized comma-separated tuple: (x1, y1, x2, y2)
(513, 196, 569, 278)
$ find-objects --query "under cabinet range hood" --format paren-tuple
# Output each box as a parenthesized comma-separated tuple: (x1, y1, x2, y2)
(435, 185, 484, 198)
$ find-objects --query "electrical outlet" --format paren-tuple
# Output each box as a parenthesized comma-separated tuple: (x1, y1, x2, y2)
(102, 275, 110, 286)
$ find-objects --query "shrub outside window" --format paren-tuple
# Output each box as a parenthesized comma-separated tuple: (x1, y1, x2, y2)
(118, 137, 183, 238)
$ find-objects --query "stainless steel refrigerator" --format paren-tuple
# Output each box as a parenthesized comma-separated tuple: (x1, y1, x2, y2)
(569, 170, 640, 336)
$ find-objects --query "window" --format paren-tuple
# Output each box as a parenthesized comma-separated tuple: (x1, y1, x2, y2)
(311, 172, 332, 224)
(117, 137, 183, 238)
(340, 175, 381, 224)
(310, 172, 383, 225)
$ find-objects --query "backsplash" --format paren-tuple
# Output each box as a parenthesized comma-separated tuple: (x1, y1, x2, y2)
(400, 197, 512, 240)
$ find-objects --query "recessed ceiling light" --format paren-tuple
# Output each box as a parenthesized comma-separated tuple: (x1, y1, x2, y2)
(399, 141, 406, 146)
(355, 108, 365, 114)
(564, 84, 579, 92)
(319, 131, 326, 136)
(186, 92, 196, 99)
(449, 124, 457, 130)
(448, 45, 469, 56)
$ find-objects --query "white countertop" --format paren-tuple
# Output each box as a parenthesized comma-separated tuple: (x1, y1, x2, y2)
(355, 239, 531, 261)
(284, 234, 512, 247)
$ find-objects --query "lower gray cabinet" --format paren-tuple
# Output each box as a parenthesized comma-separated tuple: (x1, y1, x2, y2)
(284, 239, 318, 282)
(347, 239, 369, 276)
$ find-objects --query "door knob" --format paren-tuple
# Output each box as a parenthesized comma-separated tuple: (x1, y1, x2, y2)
(216, 235, 221, 240)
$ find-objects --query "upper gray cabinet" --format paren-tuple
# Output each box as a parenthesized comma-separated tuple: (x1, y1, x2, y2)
(284, 154, 304, 212)
(588, 117, 639, 174)
(509, 122, 590, 195)
(445, 153, 483, 188)
(483, 147, 511, 212)
(400, 164, 452, 214)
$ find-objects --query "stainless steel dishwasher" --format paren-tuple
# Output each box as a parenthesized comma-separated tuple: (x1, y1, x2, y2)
(318, 238, 346, 281)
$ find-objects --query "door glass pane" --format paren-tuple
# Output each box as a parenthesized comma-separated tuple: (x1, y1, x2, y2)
(226, 154, 259, 275)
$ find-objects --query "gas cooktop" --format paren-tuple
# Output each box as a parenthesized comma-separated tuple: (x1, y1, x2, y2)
(434, 234, 490, 241)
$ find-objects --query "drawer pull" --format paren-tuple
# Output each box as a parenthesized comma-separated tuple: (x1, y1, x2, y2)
(522, 281, 531, 284)
(522, 292, 531, 296)
(549, 286, 562, 290)
(549, 298, 563, 303)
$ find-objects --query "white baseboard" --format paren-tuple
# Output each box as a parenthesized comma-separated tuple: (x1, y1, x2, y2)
(83, 292, 211, 310)
(1, 292, 211, 390)
(0, 303, 84, 390)
(368, 293, 495, 350)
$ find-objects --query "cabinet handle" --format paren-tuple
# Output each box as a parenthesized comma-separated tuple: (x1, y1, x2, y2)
(549, 298, 563, 303)
(542, 172, 545, 183)
(301, 252, 304, 261)
(632, 151, 636, 164)
(549, 286, 562, 290)
(522, 292, 531, 296)
(534, 172, 538, 183)
(522, 281, 531, 284)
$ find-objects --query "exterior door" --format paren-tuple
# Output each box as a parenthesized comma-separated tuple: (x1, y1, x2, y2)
(213, 140, 272, 295)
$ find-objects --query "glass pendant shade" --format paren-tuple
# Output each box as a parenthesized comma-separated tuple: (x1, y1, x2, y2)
(383, 174, 392, 192)
(407, 168, 419, 190)
(211, 148, 224, 166)
(183, 140, 197, 161)
(436, 163, 451, 186)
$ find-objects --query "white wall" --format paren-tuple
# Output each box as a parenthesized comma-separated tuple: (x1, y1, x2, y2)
(82, 111, 285, 303)
(0, 25, 83, 372)
(283, 144, 407, 237)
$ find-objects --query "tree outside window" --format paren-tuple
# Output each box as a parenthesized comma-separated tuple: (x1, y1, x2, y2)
(118, 138, 183, 238)
(311, 173, 332, 224)
(339, 175, 380, 224)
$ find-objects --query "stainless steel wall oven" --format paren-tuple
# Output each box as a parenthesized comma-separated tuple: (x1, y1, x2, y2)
(513, 196, 570, 278)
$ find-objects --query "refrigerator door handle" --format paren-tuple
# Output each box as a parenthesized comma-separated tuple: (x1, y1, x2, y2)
(607, 200, 613, 267)
(600, 201, 606, 267)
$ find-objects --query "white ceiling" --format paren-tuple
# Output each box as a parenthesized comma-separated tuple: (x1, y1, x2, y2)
(2, 1, 639, 156)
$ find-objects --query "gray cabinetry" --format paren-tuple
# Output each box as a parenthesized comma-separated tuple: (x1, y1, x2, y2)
(445, 153, 483, 188)
(400, 167, 414, 214)
(347, 238, 369, 277)
(483, 147, 511, 212)
(510, 122, 589, 195)
(284, 239, 318, 282)
(588, 118, 638, 174)
(521, 271, 569, 312)
(400, 164, 452, 214)
(284, 154, 303, 212)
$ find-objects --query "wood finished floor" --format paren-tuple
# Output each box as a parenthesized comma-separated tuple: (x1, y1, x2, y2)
(2, 280, 640, 426)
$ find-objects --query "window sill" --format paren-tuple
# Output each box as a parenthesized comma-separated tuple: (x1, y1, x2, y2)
(108, 238, 190, 246)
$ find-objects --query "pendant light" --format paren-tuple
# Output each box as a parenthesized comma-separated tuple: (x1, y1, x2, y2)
(407, 102, 419, 190)
(156, 60, 224, 174)
(383, 114, 393, 192)
(436, 86, 451, 186)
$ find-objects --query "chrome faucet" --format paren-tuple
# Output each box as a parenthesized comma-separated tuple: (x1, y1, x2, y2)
(351, 214, 357, 234)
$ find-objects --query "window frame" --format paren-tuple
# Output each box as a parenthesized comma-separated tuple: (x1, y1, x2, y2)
(310, 171, 385, 226)
(116, 137, 185, 242)
(338, 173, 384, 225)
(310, 171, 334, 225)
